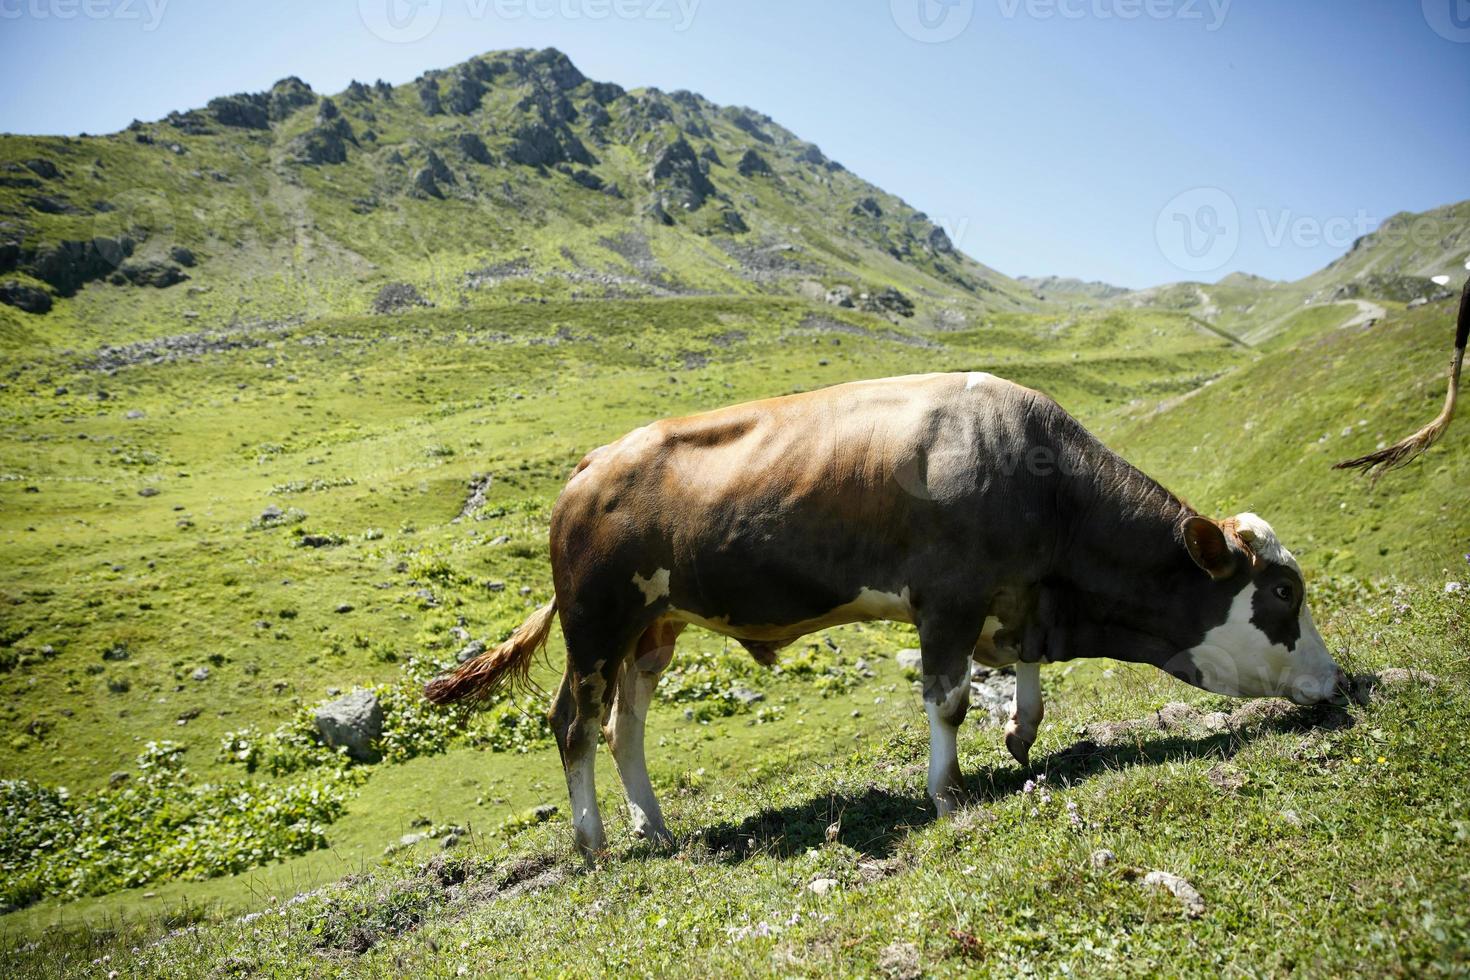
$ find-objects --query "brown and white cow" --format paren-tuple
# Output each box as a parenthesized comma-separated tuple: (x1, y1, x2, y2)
(426, 371, 1349, 857)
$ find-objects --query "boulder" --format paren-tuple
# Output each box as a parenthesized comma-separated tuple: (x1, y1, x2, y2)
(896, 648, 922, 672)
(314, 688, 383, 762)
(24, 158, 60, 179)
(117, 260, 188, 289)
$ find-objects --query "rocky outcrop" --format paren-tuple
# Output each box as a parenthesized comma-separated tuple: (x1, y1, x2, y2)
(456, 132, 493, 165)
(207, 93, 270, 129)
(0, 281, 52, 314)
(417, 78, 443, 115)
(648, 137, 716, 210)
(445, 66, 487, 115)
(113, 260, 189, 288)
(268, 77, 317, 120)
(720, 208, 749, 234)
(371, 282, 433, 314)
(288, 103, 357, 165)
(14, 237, 134, 296)
(507, 121, 592, 168)
(413, 167, 444, 199)
(737, 149, 773, 178)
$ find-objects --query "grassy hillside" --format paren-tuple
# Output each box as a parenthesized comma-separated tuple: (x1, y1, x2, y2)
(0, 48, 1032, 353)
(1106, 200, 1469, 348)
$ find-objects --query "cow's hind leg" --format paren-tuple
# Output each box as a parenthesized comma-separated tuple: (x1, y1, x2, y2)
(549, 620, 627, 861)
(918, 610, 982, 815)
(1005, 660, 1044, 767)
(605, 620, 685, 847)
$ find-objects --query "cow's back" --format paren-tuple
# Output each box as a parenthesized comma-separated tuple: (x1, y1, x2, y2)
(549, 373, 1069, 631)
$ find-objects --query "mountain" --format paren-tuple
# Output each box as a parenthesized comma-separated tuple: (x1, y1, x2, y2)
(1016, 274, 1131, 303)
(0, 47, 1033, 345)
(1067, 199, 1470, 347)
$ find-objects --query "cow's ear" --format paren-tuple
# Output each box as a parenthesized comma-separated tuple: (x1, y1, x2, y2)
(1183, 516, 1235, 580)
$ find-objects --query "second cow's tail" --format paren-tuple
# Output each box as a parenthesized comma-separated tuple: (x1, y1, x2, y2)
(1336, 275, 1469, 477)
(424, 598, 558, 705)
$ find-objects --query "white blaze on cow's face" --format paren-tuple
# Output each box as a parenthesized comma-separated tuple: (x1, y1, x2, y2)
(1180, 513, 1345, 705)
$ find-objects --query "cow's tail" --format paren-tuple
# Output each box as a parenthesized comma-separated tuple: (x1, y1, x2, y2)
(1335, 275, 1468, 477)
(424, 598, 558, 706)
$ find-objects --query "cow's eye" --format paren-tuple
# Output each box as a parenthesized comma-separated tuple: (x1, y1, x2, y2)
(1272, 584, 1293, 603)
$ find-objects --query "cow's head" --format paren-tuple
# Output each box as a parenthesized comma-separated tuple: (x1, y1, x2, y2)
(1170, 512, 1346, 705)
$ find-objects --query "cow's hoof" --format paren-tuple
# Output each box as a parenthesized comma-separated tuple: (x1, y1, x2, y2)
(633, 826, 677, 851)
(1005, 731, 1032, 768)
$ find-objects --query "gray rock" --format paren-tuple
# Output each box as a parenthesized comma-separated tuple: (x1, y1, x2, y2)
(314, 688, 383, 762)
(191, 666, 210, 681)
(1091, 849, 1116, 869)
(730, 686, 765, 705)
(1141, 870, 1206, 917)
(456, 639, 487, 663)
(896, 649, 922, 672)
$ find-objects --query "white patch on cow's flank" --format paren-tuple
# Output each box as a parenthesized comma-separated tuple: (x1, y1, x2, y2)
(632, 569, 671, 605)
(965, 371, 994, 390)
(851, 586, 913, 621)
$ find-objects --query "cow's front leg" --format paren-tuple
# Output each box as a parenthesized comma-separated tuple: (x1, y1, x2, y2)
(1004, 660, 1043, 767)
(919, 617, 979, 815)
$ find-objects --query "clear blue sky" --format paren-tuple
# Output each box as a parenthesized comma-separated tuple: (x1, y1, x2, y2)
(1, 0, 1466, 287)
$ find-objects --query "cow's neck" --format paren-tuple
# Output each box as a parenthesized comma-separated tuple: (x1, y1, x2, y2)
(1054, 436, 1201, 650)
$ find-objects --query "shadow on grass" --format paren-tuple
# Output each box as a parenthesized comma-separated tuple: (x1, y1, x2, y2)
(699, 701, 1355, 862)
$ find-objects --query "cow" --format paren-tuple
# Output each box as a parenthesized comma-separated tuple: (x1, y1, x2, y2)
(426, 370, 1349, 858)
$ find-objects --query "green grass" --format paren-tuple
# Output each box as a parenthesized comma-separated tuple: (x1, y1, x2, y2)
(0, 287, 1466, 974)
